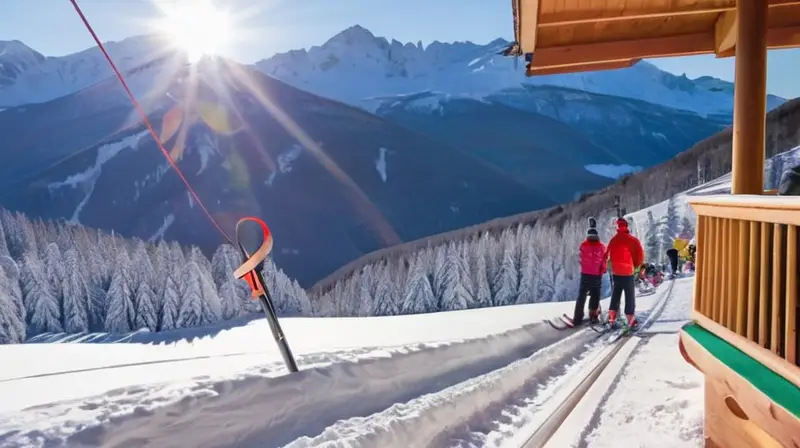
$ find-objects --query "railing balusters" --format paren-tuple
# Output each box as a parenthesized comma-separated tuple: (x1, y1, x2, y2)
(747, 221, 760, 340)
(736, 220, 749, 335)
(772, 224, 784, 357)
(760, 221, 771, 348)
(786, 225, 797, 365)
(689, 197, 800, 368)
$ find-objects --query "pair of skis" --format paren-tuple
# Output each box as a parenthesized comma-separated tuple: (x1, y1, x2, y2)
(546, 313, 639, 343)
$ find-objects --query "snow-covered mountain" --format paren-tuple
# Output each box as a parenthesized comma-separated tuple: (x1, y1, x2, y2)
(255, 25, 785, 118)
(0, 40, 45, 87)
(0, 55, 549, 287)
(0, 35, 178, 107)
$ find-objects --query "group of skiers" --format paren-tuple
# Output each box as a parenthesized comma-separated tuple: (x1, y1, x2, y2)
(573, 217, 644, 331)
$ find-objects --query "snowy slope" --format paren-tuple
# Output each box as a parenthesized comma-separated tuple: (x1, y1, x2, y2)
(255, 25, 785, 117)
(626, 145, 800, 237)
(0, 288, 692, 448)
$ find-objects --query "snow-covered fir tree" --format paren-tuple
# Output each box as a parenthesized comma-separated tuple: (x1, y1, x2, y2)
(61, 249, 89, 334)
(21, 251, 62, 335)
(0, 257, 25, 343)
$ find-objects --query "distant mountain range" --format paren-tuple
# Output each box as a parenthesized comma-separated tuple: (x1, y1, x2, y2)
(0, 26, 788, 286)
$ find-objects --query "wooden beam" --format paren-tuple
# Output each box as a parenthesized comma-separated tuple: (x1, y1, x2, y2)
(731, 0, 768, 195)
(526, 59, 638, 76)
(527, 59, 638, 76)
(518, 0, 541, 54)
(538, 0, 800, 27)
(715, 11, 738, 56)
(530, 33, 715, 69)
(767, 25, 800, 49)
(717, 24, 800, 58)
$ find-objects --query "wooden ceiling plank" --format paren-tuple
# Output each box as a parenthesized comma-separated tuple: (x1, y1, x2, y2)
(531, 32, 715, 68)
(519, 0, 542, 54)
(715, 10, 738, 55)
(537, 0, 800, 27)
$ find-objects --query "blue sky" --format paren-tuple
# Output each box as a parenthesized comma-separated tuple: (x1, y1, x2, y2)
(1, 0, 798, 98)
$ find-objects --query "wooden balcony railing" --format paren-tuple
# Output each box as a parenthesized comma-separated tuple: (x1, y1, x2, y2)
(689, 195, 800, 387)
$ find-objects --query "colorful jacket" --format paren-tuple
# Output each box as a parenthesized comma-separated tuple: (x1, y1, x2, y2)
(607, 228, 644, 276)
(579, 239, 607, 276)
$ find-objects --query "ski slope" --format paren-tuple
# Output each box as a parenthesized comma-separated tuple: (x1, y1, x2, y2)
(0, 279, 701, 448)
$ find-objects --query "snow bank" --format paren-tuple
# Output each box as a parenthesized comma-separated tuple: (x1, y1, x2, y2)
(0, 293, 666, 447)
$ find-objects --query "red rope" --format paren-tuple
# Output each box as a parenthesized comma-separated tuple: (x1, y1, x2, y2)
(68, 0, 234, 244)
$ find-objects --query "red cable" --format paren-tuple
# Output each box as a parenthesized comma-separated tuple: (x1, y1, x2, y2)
(68, 0, 234, 244)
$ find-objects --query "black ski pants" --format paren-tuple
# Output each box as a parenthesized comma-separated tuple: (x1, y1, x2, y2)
(610, 275, 636, 317)
(573, 273, 602, 324)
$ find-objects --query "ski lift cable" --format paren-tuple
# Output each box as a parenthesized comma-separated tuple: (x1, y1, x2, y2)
(68, 0, 234, 245)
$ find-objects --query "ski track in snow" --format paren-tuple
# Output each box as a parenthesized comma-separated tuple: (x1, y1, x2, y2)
(0, 319, 575, 448)
(0, 280, 699, 448)
(580, 277, 703, 448)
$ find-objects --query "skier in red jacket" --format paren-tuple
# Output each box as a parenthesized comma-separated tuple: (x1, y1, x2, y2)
(572, 217, 607, 326)
(606, 217, 644, 329)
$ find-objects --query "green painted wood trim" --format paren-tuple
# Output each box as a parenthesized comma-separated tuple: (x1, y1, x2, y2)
(682, 322, 800, 418)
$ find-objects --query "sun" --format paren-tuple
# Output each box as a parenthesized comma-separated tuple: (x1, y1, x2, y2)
(154, 0, 232, 63)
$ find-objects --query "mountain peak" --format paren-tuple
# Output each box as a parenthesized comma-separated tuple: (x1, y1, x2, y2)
(0, 40, 46, 86)
(325, 25, 377, 46)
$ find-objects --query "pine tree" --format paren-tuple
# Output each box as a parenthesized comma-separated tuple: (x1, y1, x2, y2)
(177, 262, 204, 328)
(62, 249, 89, 333)
(218, 279, 241, 320)
(644, 211, 662, 262)
(0, 256, 25, 328)
(471, 248, 493, 308)
(159, 275, 180, 331)
(104, 252, 135, 333)
(0, 257, 25, 343)
(493, 245, 519, 306)
(661, 197, 680, 250)
(516, 246, 539, 304)
(43, 243, 65, 315)
(402, 258, 436, 314)
(439, 245, 471, 311)
(21, 252, 62, 335)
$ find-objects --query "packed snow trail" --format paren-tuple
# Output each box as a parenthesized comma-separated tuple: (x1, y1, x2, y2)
(0, 291, 668, 448)
(1, 320, 584, 448)
(579, 277, 703, 448)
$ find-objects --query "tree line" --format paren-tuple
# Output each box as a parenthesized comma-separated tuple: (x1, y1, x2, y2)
(310, 210, 628, 317)
(0, 209, 310, 344)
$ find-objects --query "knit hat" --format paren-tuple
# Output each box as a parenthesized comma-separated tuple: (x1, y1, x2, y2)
(587, 216, 599, 240)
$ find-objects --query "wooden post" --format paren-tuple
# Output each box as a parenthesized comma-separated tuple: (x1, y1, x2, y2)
(730, 0, 768, 195)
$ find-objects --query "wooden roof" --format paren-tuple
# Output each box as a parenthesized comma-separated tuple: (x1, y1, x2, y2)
(510, 0, 800, 76)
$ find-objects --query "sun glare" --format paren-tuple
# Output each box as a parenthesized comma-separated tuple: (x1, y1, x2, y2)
(155, 0, 232, 63)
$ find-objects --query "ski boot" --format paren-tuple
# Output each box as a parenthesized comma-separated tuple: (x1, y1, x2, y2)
(626, 314, 640, 332)
(607, 310, 620, 330)
(589, 308, 602, 325)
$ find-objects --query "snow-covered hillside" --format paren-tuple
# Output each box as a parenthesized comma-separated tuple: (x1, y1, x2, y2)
(256, 25, 785, 117)
(626, 145, 800, 242)
(0, 278, 701, 447)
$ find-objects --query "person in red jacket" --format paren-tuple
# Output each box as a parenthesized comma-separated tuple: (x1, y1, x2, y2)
(606, 217, 644, 329)
(572, 217, 607, 326)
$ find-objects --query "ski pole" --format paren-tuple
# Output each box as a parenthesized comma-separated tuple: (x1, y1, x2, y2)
(233, 217, 299, 373)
